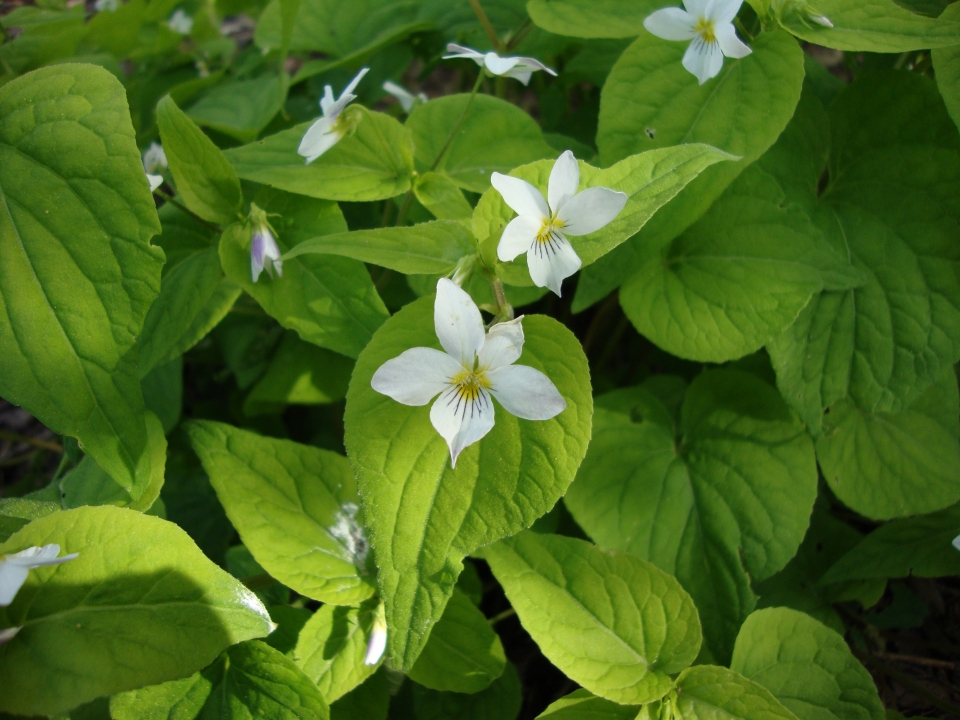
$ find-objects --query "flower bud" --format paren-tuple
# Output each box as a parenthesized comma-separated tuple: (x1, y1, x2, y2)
(364, 602, 387, 666)
(249, 204, 283, 283)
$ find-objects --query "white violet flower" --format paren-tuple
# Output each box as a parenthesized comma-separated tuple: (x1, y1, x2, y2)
(492, 151, 627, 297)
(95, 0, 119, 12)
(364, 602, 387, 666)
(372, 279, 566, 467)
(644, 0, 752, 85)
(249, 205, 282, 283)
(382, 80, 428, 113)
(168, 9, 194, 35)
(142, 142, 167, 174)
(443, 44, 557, 86)
(0, 545, 78, 607)
(298, 68, 369, 164)
(953, 533, 960, 552)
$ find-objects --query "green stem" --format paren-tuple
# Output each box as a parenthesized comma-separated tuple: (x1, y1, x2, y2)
(430, 71, 485, 173)
(505, 18, 532, 52)
(487, 608, 516, 625)
(154, 188, 223, 234)
(394, 190, 415, 227)
(0, 430, 62, 453)
(486, 273, 513, 323)
(468, 0, 503, 52)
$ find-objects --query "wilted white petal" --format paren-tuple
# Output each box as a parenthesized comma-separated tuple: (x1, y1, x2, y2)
(0, 563, 29, 607)
(487, 364, 565, 420)
(0, 626, 20, 645)
(147, 173, 163, 192)
(715, 22, 752, 58)
(430, 385, 495, 468)
(709, 0, 744, 25)
(810, 14, 833, 27)
(557, 187, 628, 236)
(371, 348, 463, 405)
(435, 278, 485, 368)
(168, 9, 193, 34)
(490, 173, 549, 220)
(644, 7, 697, 40)
(483, 53, 522, 76)
(527, 233, 581, 297)
(683, 36, 724, 84)
(548, 150, 580, 214)
(478, 318, 525, 371)
(498, 215, 541, 262)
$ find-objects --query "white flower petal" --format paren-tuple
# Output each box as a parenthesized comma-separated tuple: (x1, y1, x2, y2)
(435, 278, 485, 368)
(478, 318, 525, 371)
(505, 69, 534, 86)
(526, 232, 582, 297)
(644, 7, 697, 41)
(715, 22, 752, 59)
(444, 43, 484, 60)
(0, 626, 20, 645)
(383, 80, 416, 112)
(515, 57, 557, 77)
(708, 0, 744, 25)
(491, 173, 549, 220)
(341, 67, 370, 101)
(682, 36, 725, 84)
(298, 118, 341, 164)
(488, 364, 565, 421)
(556, 187, 628, 236)
(952, 533, 960, 552)
(364, 620, 387, 666)
(147, 173, 163, 192)
(371, 347, 462, 405)
(683, 0, 709, 16)
(548, 150, 580, 214)
(483, 53, 522, 76)
(0, 562, 29, 607)
(319, 85, 336, 116)
(430, 385, 495, 468)
(498, 215, 541, 262)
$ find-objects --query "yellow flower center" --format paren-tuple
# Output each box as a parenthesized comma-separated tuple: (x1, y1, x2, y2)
(695, 17, 716, 43)
(451, 370, 491, 402)
(536, 217, 566, 245)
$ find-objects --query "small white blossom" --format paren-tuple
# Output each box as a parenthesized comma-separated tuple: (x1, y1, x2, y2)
(492, 151, 627, 297)
(953, 533, 960, 552)
(364, 602, 387, 666)
(0, 626, 20, 645)
(644, 0, 752, 85)
(0, 545, 78, 607)
(382, 80, 428, 113)
(143, 142, 167, 174)
(298, 68, 369, 164)
(168, 8, 194, 34)
(147, 173, 164, 192)
(250, 210, 282, 283)
(810, 14, 833, 27)
(443, 44, 556, 86)
(372, 279, 566, 467)
(95, 0, 119, 12)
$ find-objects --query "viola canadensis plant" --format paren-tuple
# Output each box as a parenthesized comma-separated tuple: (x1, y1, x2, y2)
(371, 278, 565, 466)
(2, 0, 960, 717)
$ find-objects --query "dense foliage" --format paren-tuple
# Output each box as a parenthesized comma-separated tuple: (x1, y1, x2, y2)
(1, 0, 960, 717)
